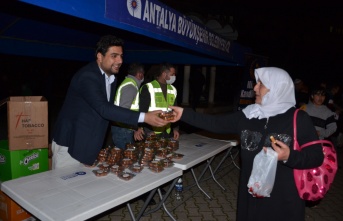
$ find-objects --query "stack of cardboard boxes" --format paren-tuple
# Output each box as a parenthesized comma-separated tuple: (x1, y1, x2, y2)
(0, 96, 49, 221)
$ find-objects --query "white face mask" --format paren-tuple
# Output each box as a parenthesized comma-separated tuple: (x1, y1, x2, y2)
(166, 76, 176, 84)
(139, 77, 144, 84)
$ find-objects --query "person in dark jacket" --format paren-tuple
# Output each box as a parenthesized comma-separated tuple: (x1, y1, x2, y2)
(52, 35, 167, 168)
(170, 67, 324, 221)
(301, 86, 337, 140)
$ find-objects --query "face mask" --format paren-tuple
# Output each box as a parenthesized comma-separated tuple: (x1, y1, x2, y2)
(166, 76, 176, 84)
(139, 77, 144, 84)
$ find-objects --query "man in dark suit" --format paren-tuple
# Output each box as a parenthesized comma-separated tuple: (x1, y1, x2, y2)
(52, 35, 167, 169)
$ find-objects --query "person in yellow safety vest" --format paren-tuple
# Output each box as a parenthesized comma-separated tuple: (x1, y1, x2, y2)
(111, 63, 145, 149)
(136, 63, 179, 140)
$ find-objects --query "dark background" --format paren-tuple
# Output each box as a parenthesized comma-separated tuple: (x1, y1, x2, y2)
(160, 0, 343, 83)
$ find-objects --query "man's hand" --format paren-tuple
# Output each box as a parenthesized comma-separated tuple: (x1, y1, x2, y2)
(169, 106, 184, 122)
(134, 128, 145, 141)
(144, 110, 168, 127)
(173, 129, 180, 140)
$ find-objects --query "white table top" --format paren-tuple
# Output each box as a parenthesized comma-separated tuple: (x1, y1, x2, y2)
(1, 164, 182, 221)
(173, 133, 237, 170)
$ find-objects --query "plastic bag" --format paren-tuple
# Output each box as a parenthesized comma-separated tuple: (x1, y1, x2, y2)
(247, 147, 278, 197)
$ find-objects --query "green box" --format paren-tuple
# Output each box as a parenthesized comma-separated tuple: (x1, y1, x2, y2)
(0, 140, 48, 182)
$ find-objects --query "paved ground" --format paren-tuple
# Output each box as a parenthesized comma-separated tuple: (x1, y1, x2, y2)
(90, 131, 343, 221)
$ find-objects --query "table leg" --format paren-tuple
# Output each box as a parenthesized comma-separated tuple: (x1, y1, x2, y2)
(131, 188, 157, 220)
(191, 168, 212, 199)
(230, 147, 240, 170)
(157, 188, 177, 221)
(196, 156, 215, 182)
(142, 178, 178, 219)
(182, 156, 219, 200)
(189, 149, 229, 196)
(170, 157, 223, 211)
(127, 202, 136, 221)
(213, 146, 240, 175)
(213, 146, 233, 174)
(208, 162, 226, 191)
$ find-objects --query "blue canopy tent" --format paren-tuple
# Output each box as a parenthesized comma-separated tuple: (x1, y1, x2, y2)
(0, 0, 251, 141)
(0, 0, 250, 65)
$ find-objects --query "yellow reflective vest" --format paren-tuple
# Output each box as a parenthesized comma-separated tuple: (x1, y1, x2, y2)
(114, 77, 139, 111)
(145, 80, 177, 134)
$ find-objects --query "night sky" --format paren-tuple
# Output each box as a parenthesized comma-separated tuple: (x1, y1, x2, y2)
(161, 0, 343, 84)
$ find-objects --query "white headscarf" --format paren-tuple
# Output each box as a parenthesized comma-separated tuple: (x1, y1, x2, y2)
(242, 67, 296, 119)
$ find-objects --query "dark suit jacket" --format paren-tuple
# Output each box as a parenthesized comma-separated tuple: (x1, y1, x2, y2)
(53, 62, 140, 165)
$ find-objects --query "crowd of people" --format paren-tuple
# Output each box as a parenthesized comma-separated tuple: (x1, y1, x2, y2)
(1, 34, 341, 220)
(295, 78, 343, 149)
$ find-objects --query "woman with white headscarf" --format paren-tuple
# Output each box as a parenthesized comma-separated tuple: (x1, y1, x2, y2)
(170, 67, 324, 221)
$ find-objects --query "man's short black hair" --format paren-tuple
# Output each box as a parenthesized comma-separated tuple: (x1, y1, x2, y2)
(128, 63, 144, 76)
(95, 35, 124, 58)
(154, 63, 175, 79)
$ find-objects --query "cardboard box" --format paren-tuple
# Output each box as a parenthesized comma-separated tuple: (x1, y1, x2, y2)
(0, 189, 35, 221)
(5, 96, 48, 150)
(0, 140, 48, 182)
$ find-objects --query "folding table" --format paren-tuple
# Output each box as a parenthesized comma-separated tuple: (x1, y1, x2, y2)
(173, 133, 237, 199)
(1, 164, 182, 221)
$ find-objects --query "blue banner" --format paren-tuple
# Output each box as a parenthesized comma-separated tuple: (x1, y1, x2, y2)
(105, 0, 231, 59)
(18, 0, 234, 62)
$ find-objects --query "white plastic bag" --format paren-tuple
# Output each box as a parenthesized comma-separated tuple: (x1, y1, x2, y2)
(247, 147, 278, 197)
